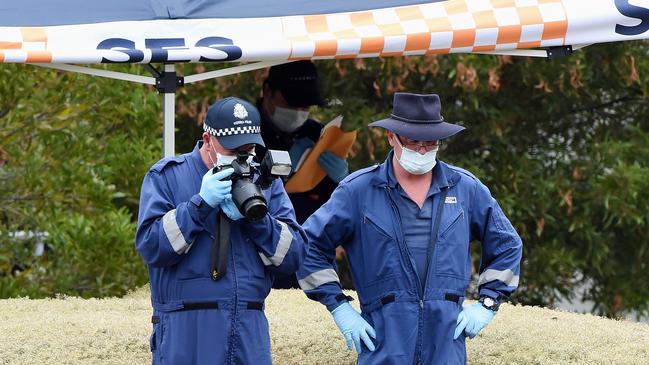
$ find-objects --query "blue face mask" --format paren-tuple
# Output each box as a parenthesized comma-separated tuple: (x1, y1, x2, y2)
(394, 137, 438, 175)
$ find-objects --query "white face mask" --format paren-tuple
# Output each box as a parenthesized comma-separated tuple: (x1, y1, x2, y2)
(215, 152, 254, 167)
(394, 137, 438, 175)
(271, 106, 310, 133)
(207, 139, 254, 168)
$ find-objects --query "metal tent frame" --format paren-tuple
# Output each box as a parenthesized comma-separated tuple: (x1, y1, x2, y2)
(33, 61, 288, 157)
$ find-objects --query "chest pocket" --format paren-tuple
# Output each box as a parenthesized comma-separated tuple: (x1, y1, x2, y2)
(359, 213, 403, 287)
(434, 202, 471, 280)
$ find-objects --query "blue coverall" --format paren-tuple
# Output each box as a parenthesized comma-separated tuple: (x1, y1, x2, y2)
(298, 153, 523, 364)
(136, 142, 306, 365)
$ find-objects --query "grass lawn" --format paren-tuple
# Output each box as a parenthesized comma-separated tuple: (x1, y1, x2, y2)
(1, 287, 648, 364)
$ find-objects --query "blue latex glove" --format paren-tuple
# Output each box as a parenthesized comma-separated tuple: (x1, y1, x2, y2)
(288, 138, 315, 170)
(199, 168, 233, 208)
(454, 302, 496, 339)
(221, 197, 243, 221)
(331, 302, 376, 353)
(318, 151, 349, 183)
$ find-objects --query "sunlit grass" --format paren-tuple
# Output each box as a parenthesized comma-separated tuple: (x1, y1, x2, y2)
(1, 288, 647, 364)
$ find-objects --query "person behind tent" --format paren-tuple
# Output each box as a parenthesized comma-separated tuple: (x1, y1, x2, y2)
(135, 96, 306, 364)
(256, 60, 349, 288)
(297, 93, 523, 364)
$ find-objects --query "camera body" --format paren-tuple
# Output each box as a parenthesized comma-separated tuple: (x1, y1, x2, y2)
(215, 150, 292, 221)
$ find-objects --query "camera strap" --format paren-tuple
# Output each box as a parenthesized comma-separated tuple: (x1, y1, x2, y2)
(211, 211, 231, 281)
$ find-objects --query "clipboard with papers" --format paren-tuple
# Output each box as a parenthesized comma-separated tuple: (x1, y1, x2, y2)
(284, 115, 357, 193)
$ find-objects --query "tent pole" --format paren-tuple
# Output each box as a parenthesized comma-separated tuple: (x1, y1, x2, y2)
(184, 60, 289, 84)
(473, 44, 590, 58)
(162, 64, 176, 158)
(32, 61, 300, 158)
(30, 63, 156, 85)
(474, 49, 549, 58)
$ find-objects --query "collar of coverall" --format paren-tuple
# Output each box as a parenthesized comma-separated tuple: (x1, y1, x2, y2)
(190, 140, 209, 176)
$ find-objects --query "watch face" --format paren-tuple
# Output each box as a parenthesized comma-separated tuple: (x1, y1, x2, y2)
(483, 298, 495, 307)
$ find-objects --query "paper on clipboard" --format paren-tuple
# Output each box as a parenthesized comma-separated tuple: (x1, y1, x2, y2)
(284, 115, 357, 193)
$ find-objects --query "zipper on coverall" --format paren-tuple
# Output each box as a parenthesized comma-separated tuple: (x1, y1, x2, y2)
(385, 187, 426, 365)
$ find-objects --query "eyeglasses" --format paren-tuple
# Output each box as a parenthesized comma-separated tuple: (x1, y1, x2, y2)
(396, 135, 441, 151)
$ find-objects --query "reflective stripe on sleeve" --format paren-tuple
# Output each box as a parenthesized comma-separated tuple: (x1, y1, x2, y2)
(162, 209, 189, 254)
(298, 268, 340, 290)
(259, 220, 293, 266)
(478, 268, 519, 287)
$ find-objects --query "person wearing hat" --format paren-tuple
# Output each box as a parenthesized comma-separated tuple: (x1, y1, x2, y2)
(256, 60, 350, 289)
(135, 96, 306, 364)
(297, 93, 523, 364)
(257, 60, 349, 223)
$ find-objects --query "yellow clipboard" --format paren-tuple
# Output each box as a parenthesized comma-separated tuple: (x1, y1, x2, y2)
(284, 116, 357, 193)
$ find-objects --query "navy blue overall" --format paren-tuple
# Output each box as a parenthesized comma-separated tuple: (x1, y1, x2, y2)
(298, 153, 522, 364)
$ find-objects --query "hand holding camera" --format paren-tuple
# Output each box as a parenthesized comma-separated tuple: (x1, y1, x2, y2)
(221, 197, 243, 221)
(199, 168, 234, 208)
(215, 150, 292, 221)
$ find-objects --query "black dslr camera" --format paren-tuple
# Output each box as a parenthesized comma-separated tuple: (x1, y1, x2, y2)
(215, 150, 292, 221)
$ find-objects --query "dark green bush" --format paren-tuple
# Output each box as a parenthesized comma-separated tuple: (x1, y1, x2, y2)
(1, 41, 649, 319)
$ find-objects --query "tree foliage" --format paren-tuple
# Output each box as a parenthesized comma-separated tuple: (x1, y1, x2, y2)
(0, 65, 158, 297)
(1, 41, 648, 318)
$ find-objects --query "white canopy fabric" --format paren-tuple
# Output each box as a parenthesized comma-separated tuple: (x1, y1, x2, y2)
(1, 0, 648, 64)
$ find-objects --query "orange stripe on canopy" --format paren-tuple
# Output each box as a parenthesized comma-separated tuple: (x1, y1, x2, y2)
(26, 50, 52, 63)
(405, 33, 432, 51)
(21, 28, 47, 42)
(0, 42, 22, 49)
(313, 40, 338, 57)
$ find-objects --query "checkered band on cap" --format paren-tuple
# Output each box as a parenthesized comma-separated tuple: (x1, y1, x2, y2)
(204, 124, 261, 137)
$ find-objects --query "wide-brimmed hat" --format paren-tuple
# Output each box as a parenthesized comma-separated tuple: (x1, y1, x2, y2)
(368, 93, 465, 141)
(203, 97, 265, 149)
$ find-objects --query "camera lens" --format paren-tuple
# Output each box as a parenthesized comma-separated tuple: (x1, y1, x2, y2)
(242, 199, 268, 221)
(231, 178, 268, 221)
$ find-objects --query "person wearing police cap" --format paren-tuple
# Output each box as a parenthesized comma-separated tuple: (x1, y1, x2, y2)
(136, 96, 306, 364)
(298, 93, 523, 364)
(256, 60, 350, 289)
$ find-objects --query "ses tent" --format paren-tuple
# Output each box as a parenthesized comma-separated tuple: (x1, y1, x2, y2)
(1, 0, 648, 156)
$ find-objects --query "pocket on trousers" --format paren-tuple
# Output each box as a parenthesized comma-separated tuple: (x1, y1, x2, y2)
(360, 311, 379, 353)
(149, 328, 156, 352)
(359, 303, 416, 364)
(150, 315, 165, 365)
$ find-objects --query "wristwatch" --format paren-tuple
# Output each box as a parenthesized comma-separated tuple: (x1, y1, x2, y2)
(478, 296, 500, 312)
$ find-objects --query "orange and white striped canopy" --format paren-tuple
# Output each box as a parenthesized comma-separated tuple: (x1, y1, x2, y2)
(1, 0, 648, 64)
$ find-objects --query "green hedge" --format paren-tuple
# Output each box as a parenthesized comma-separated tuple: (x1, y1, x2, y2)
(3, 40, 649, 319)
